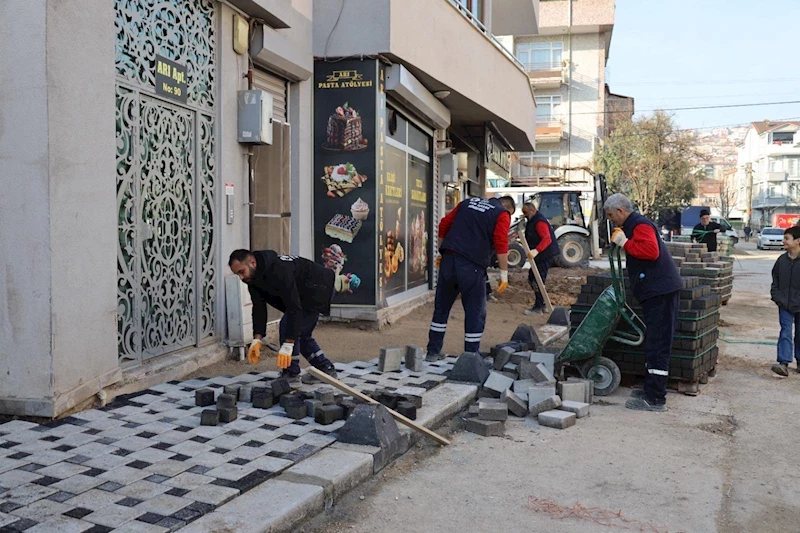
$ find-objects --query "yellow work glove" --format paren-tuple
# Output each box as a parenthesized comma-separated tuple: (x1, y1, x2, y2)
(247, 339, 262, 364)
(611, 228, 628, 248)
(434, 255, 442, 269)
(276, 342, 294, 369)
(527, 249, 539, 260)
(497, 270, 509, 294)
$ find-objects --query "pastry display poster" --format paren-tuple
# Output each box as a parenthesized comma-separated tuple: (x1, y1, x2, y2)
(407, 155, 431, 289)
(380, 145, 407, 297)
(313, 59, 379, 305)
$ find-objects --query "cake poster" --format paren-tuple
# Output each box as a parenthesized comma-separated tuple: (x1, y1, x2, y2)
(313, 59, 380, 306)
(407, 155, 431, 290)
(381, 144, 407, 297)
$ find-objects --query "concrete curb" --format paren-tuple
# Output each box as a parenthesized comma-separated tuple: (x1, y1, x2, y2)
(182, 382, 477, 532)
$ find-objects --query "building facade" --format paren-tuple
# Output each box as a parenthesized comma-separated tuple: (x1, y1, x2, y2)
(733, 121, 800, 229)
(500, 0, 623, 187)
(0, 0, 538, 417)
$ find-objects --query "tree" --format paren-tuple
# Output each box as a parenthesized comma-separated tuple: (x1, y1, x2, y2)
(595, 111, 701, 219)
(718, 171, 737, 220)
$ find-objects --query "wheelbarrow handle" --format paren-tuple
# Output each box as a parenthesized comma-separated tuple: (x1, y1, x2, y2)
(609, 304, 646, 346)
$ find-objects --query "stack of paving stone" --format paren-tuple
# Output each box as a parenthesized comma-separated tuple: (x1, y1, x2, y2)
(457, 327, 593, 435)
(570, 251, 722, 385)
(665, 241, 734, 305)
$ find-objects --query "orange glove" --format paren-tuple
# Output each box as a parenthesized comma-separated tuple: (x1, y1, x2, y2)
(434, 255, 442, 269)
(276, 342, 294, 369)
(497, 270, 509, 294)
(611, 228, 628, 247)
(527, 249, 539, 260)
(247, 339, 262, 364)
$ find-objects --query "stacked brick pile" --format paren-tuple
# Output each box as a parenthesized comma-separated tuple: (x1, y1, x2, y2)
(569, 246, 723, 385)
(666, 241, 734, 305)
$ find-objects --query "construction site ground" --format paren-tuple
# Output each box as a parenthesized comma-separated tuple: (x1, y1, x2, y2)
(276, 243, 796, 533)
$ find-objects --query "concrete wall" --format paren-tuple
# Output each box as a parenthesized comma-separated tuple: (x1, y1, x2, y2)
(47, 0, 120, 414)
(0, 0, 53, 409)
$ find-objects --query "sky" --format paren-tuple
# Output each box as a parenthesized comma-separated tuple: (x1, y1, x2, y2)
(608, 0, 800, 130)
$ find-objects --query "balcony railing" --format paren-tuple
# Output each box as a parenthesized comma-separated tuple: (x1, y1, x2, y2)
(522, 61, 563, 72)
(446, 0, 526, 73)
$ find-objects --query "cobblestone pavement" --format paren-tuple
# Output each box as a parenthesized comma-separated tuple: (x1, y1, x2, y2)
(0, 358, 456, 532)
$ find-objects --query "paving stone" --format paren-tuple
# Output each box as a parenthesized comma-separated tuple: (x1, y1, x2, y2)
(281, 448, 372, 503)
(528, 395, 562, 417)
(559, 400, 590, 418)
(529, 352, 556, 376)
(3, 484, 58, 506)
(223, 385, 241, 401)
(464, 418, 505, 437)
(215, 394, 236, 410)
(185, 483, 239, 506)
(478, 401, 508, 421)
(218, 407, 238, 424)
(557, 381, 586, 403)
(492, 345, 515, 371)
(252, 395, 274, 409)
(448, 352, 490, 384)
(239, 385, 254, 403)
(482, 371, 513, 398)
(82, 502, 143, 528)
(114, 480, 170, 501)
(509, 351, 529, 366)
(270, 378, 292, 399)
(194, 389, 214, 407)
(378, 347, 403, 372)
(503, 389, 528, 417)
(303, 399, 323, 419)
(313, 387, 335, 405)
(530, 362, 556, 384)
(314, 405, 344, 425)
(512, 379, 537, 394)
(394, 401, 417, 420)
(6, 497, 70, 522)
(50, 474, 104, 495)
(404, 345, 424, 372)
(538, 409, 576, 429)
(24, 515, 89, 533)
(566, 377, 594, 404)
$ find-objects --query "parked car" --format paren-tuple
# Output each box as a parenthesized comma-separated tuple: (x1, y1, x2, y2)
(757, 227, 785, 250)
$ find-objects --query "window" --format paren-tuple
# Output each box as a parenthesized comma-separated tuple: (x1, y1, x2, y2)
(788, 158, 800, 177)
(457, 0, 483, 23)
(535, 96, 562, 121)
(516, 42, 563, 71)
(515, 151, 560, 178)
(769, 159, 783, 172)
(772, 131, 795, 145)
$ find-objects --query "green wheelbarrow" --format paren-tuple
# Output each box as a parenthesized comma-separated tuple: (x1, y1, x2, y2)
(557, 245, 646, 396)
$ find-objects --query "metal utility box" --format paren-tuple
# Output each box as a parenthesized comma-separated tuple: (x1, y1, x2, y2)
(237, 90, 273, 144)
(225, 275, 253, 359)
(439, 153, 459, 183)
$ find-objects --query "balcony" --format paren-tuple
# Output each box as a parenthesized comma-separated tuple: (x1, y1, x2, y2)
(313, 0, 538, 150)
(535, 120, 565, 143)
(768, 171, 789, 182)
(524, 61, 566, 89)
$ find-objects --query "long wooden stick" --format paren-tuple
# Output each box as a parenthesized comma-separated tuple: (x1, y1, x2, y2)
(306, 367, 451, 446)
(517, 227, 554, 313)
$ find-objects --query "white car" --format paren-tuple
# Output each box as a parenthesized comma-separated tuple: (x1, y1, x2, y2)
(757, 227, 784, 250)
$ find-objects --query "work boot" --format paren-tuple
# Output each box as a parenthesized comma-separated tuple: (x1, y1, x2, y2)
(795, 362, 800, 374)
(487, 294, 498, 303)
(425, 352, 446, 362)
(523, 305, 543, 316)
(280, 370, 302, 388)
(301, 363, 338, 384)
(625, 397, 667, 412)
(629, 388, 646, 399)
(772, 363, 789, 377)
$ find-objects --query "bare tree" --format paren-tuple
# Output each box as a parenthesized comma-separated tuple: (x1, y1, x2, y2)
(718, 171, 737, 220)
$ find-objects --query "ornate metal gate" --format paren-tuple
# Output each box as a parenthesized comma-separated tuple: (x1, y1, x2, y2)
(115, 0, 217, 366)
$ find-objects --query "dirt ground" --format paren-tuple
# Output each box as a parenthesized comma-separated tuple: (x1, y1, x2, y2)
(187, 267, 596, 379)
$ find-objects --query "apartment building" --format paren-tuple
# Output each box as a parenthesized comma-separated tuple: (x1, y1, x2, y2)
(499, 0, 624, 187)
(733, 121, 800, 228)
(0, 0, 538, 416)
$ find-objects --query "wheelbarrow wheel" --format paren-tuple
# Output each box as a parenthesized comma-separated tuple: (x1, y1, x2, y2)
(581, 356, 621, 396)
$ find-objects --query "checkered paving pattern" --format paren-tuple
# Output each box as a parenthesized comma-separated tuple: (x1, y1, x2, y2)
(0, 357, 456, 531)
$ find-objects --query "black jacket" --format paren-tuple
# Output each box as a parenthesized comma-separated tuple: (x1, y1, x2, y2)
(525, 211, 559, 261)
(692, 221, 721, 252)
(771, 252, 800, 313)
(246, 250, 335, 340)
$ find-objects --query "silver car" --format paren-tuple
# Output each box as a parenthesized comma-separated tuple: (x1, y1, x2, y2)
(758, 227, 784, 250)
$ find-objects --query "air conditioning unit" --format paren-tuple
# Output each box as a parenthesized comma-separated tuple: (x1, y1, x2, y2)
(225, 275, 253, 360)
(439, 153, 459, 183)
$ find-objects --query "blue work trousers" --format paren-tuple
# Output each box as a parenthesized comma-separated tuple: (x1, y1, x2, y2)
(641, 291, 680, 404)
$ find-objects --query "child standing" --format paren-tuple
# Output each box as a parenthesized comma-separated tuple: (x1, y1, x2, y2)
(770, 226, 800, 376)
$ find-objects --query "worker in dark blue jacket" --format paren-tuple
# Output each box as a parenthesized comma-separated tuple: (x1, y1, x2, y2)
(228, 249, 338, 385)
(522, 202, 560, 315)
(604, 193, 682, 412)
(426, 196, 515, 361)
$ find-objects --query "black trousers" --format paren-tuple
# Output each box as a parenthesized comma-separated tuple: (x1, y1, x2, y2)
(528, 256, 553, 308)
(641, 291, 680, 404)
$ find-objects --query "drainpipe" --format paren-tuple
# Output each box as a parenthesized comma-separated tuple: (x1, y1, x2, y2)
(246, 26, 255, 247)
(567, 0, 573, 181)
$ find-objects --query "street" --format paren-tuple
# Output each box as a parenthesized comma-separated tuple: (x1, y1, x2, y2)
(298, 244, 800, 533)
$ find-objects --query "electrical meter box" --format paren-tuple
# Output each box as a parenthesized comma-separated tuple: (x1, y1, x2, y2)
(439, 153, 459, 183)
(237, 90, 273, 144)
